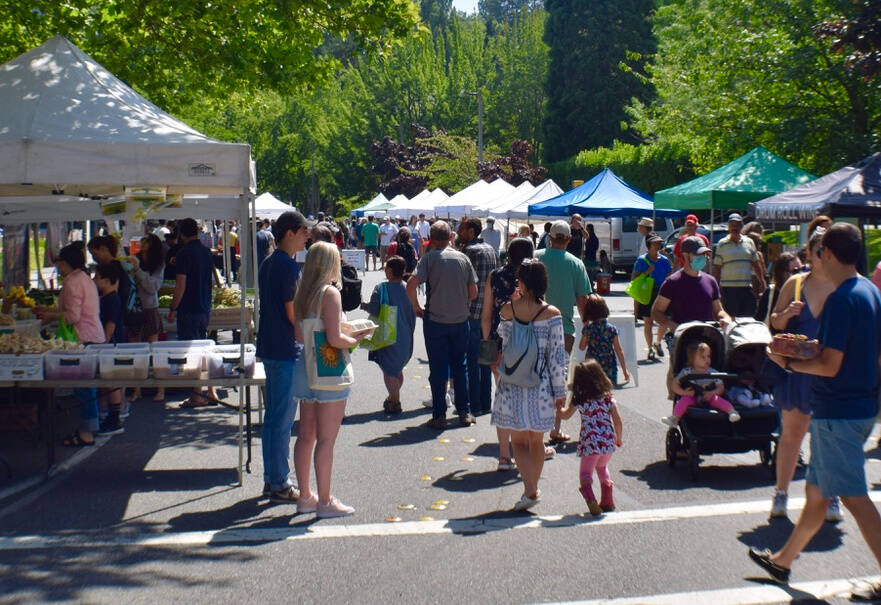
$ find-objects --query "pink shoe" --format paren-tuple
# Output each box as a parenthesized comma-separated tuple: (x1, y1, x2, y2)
(317, 496, 355, 518)
(600, 482, 615, 512)
(297, 493, 318, 514)
(579, 483, 602, 516)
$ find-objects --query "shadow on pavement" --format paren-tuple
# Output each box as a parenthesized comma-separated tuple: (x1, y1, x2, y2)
(736, 518, 844, 553)
(743, 577, 831, 604)
(0, 541, 255, 603)
(432, 469, 520, 492)
(342, 407, 426, 426)
(620, 459, 783, 491)
(360, 421, 473, 447)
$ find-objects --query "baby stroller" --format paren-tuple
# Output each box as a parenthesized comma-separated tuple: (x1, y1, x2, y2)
(665, 319, 780, 480)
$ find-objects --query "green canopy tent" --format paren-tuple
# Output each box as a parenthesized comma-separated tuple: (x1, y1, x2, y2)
(654, 147, 815, 228)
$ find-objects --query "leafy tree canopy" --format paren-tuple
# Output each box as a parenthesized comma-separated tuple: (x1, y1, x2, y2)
(0, 0, 421, 111)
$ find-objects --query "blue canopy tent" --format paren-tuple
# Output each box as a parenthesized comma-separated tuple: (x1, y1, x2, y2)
(528, 169, 685, 218)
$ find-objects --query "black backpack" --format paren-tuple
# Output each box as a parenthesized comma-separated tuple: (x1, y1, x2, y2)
(340, 263, 362, 312)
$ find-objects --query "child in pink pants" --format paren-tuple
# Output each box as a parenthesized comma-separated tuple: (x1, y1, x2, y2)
(662, 341, 741, 427)
(559, 360, 623, 516)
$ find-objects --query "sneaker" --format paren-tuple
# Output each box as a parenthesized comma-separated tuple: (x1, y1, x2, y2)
(445, 389, 454, 409)
(119, 401, 131, 420)
(297, 494, 318, 514)
(654, 343, 664, 358)
(543, 445, 556, 460)
(769, 490, 788, 519)
(850, 580, 881, 602)
(661, 415, 679, 427)
(512, 490, 541, 511)
(426, 418, 447, 430)
(96, 419, 124, 436)
(317, 496, 354, 518)
(422, 399, 433, 408)
(729, 411, 741, 423)
(262, 482, 271, 496)
(647, 348, 656, 361)
(269, 486, 299, 503)
(825, 497, 844, 523)
(459, 413, 476, 427)
(747, 547, 790, 583)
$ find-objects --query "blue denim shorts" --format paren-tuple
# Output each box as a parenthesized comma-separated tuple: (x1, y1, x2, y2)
(806, 416, 875, 498)
(292, 354, 351, 403)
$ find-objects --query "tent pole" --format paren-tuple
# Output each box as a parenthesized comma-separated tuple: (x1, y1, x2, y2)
(250, 195, 260, 326)
(223, 221, 231, 286)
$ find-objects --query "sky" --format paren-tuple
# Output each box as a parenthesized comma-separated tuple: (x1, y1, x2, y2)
(452, 0, 479, 14)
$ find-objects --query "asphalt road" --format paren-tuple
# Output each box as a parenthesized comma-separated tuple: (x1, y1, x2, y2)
(1, 269, 880, 604)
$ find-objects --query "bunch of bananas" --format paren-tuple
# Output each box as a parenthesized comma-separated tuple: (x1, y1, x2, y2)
(3, 286, 35, 308)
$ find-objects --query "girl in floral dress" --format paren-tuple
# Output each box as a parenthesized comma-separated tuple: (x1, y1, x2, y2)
(579, 294, 629, 385)
(559, 359, 623, 515)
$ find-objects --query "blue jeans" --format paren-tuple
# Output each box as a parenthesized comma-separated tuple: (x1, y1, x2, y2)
(262, 358, 299, 491)
(75, 388, 99, 433)
(424, 314, 469, 419)
(466, 318, 492, 415)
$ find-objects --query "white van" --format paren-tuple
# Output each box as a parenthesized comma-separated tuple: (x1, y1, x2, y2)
(583, 217, 676, 274)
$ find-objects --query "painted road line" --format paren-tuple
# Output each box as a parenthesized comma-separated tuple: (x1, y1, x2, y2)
(547, 575, 881, 605)
(1, 491, 880, 551)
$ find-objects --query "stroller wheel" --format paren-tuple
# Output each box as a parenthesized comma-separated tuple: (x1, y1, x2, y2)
(688, 442, 700, 481)
(665, 429, 680, 468)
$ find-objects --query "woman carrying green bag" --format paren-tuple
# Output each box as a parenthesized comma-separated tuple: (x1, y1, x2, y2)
(362, 256, 416, 414)
(632, 234, 672, 361)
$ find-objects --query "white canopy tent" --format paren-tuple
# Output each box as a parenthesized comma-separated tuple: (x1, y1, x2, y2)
(253, 192, 293, 220)
(472, 181, 535, 217)
(352, 192, 389, 217)
(434, 179, 517, 218)
(0, 37, 256, 482)
(504, 179, 564, 219)
(392, 188, 448, 217)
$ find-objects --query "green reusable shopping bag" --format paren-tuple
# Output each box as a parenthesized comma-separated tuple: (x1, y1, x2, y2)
(625, 274, 654, 306)
(359, 283, 397, 352)
(55, 317, 79, 343)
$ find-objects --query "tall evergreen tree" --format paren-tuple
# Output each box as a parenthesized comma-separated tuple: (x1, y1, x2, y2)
(541, 0, 655, 163)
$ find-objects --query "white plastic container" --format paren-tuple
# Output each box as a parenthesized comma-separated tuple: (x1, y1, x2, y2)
(98, 350, 150, 380)
(0, 354, 44, 380)
(44, 350, 98, 380)
(152, 347, 204, 379)
(152, 340, 215, 370)
(87, 343, 150, 352)
(206, 344, 256, 379)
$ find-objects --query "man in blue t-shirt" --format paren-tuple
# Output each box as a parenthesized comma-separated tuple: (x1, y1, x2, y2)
(752, 223, 881, 601)
(256, 210, 310, 503)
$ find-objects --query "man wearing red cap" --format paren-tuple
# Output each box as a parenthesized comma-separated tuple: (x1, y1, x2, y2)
(672, 214, 710, 271)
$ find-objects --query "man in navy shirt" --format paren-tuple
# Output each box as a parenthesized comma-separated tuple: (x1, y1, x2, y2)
(256, 211, 310, 503)
(752, 223, 881, 601)
(168, 218, 215, 407)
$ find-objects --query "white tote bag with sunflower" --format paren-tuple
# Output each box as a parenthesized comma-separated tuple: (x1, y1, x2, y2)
(302, 286, 355, 391)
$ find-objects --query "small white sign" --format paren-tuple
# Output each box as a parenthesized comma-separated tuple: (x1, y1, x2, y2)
(342, 249, 366, 271)
(295, 250, 307, 263)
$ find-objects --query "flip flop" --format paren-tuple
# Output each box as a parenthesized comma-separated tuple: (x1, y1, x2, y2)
(63, 432, 95, 447)
(180, 396, 217, 408)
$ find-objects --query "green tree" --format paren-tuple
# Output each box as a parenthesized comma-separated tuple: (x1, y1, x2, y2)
(631, 0, 881, 174)
(0, 0, 420, 111)
(542, 0, 655, 163)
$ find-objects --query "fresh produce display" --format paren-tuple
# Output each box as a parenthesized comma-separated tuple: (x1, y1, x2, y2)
(213, 288, 242, 308)
(0, 333, 82, 354)
(26, 289, 57, 307)
(770, 333, 820, 360)
(2, 285, 36, 309)
(0, 313, 13, 326)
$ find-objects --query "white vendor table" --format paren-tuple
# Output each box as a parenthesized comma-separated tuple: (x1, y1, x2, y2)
(0, 363, 266, 485)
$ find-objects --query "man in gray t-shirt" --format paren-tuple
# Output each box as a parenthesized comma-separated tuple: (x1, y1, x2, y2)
(408, 220, 478, 429)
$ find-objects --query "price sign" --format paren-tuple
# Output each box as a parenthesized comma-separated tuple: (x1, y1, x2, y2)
(342, 249, 366, 272)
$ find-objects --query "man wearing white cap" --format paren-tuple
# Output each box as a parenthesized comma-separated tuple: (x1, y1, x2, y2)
(713, 212, 765, 316)
(637, 217, 654, 258)
(480, 217, 502, 256)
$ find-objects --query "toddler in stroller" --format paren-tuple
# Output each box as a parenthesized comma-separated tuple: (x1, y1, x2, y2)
(662, 341, 741, 427)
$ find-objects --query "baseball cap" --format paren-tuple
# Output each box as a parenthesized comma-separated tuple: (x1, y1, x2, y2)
(550, 220, 571, 239)
(685, 214, 699, 225)
(646, 233, 663, 245)
(487, 216, 495, 223)
(728, 212, 743, 223)
(638, 217, 654, 228)
(680, 236, 710, 255)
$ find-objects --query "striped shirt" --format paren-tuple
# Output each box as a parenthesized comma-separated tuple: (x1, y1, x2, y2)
(713, 235, 757, 287)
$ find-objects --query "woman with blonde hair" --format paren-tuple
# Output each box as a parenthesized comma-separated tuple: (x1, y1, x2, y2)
(292, 242, 364, 517)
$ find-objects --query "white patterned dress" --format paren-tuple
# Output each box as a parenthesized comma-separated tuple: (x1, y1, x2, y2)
(491, 315, 568, 432)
